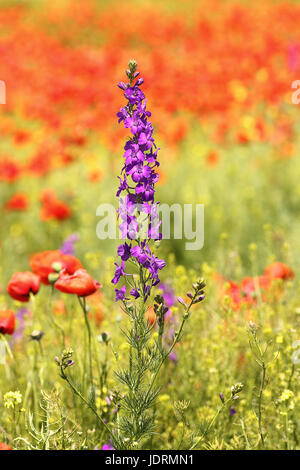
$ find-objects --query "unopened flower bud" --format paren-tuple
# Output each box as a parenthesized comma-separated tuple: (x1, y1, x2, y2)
(249, 320, 258, 333)
(128, 59, 138, 72)
(231, 383, 244, 397)
(48, 272, 59, 284)
(194, 294, 205, 303)
(52, 262, 63, 273)
(98, 332, 111, 344)
(30, 330, 44, 342)
(118, 82, 128, 90)
(154, 295, 164, 305)
(177, 297, 187, 308)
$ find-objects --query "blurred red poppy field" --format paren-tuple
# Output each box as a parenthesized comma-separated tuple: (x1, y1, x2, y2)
(0, 0, 299, 451)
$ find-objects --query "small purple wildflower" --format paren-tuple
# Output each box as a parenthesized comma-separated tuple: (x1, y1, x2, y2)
(117, 242, 131, 261)
(159, 282, 175, 319)
(111, 261, 128, 285)
(59, 233, 79, 256)
(130, 288, 140, 299)
(11, 308, 29, 344)
(169, 351, 178, 364)
(101, 442, 115, 450)
(115, 285, 127, 301)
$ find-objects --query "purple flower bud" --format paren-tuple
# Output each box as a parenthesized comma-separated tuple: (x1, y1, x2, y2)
(219, 392, 225, 403)
(136, 77, 144, 86)
(177, 297, 187, 308)
(117, 82, 128, 90)
(187, 292, 193, 299)
(130, 288, 140, 299)
(230, 406, 236, 417)
(194, 295, 205, 303)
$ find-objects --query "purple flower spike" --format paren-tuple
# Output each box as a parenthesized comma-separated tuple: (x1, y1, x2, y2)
(113, 61, 165, 302)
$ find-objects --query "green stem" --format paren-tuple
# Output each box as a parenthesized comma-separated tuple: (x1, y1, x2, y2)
(258, 362, 266, 447)
(145, 298, 194, 403)
(47, 286, 65, 347)
(0, 333, 13, 359)
(288, 363, 295, 389)
(285, 408, 290, 450)
(60, 365, 119, 448)
(78, 296, 94, 388)
(190, 398, 232, 449)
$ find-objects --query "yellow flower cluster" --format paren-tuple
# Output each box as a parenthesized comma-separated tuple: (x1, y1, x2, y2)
(4, 390, 23, 409)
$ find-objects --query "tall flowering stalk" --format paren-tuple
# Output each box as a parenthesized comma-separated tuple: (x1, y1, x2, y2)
(113, 59, 165, 303)
(112, 60, 205, 449)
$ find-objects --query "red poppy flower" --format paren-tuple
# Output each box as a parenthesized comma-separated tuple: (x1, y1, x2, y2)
(264, 262, 294, 280)
(241, 276, 271, 297)
(0, 159, 20, 183)
(14, 129, 30, 145)
(4, 193, 29, 211)
(87, 169, 103, 183)
(40, 199, 71, 221)
(54, 268, 101, 297)
(241, 276, 272, 305)
(0, 442, 12, 450)
(30, 250, 83, 284)
(40, 189, 71, 221)
(206, 150, 220, 167)
(7, 272, 40, 302)
(0, 310, 15, 335)
(224, 281, 242, 309)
